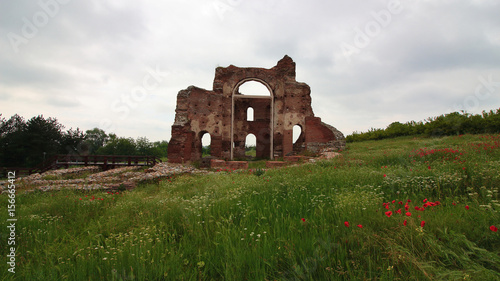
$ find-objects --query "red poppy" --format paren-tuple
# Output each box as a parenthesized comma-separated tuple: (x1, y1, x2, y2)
(403, 220, 407, 226)
(383, 174, 387, 177)
(407, 199, 411, 202)
(301, 218, 306, 222)
(465, 205, 469, 210)
(406, 212, 412, 216)
(344, 221, 350, 227)
(414, 206, 420, 211)
(398, 201, 403, 205)
(392, 200, 396, 204)
(423, 198, 428, 203)
(396, 209, 402, 215)
(357, 224, 363, 228)
(452, 202, 456, 206)
(428, 166, 431, 170)
(385, 211, 393, 218)
(490, 225, 498, 232)
(385, 205, 390, 210)
(420, 221, 426, 227)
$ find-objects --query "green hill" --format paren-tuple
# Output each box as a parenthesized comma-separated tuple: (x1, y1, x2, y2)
(2, 134, 500, 280)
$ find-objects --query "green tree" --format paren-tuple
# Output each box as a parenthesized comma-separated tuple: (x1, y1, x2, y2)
(61, 128, 87, 155)
(0, 114, 27, 167)
(97, 136, 136, 155)
(85, 128, 108, 154)
(385, 122, 409, 138)
(0, 115, 66, 167)
(136, 137, 153, 156)
(23, 115, 65, 166)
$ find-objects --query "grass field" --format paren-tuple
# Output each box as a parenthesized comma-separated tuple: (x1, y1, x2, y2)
(1, 134, 500, 280)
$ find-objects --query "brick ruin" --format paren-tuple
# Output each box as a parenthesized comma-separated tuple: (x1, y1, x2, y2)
(167, 55, 345, 163)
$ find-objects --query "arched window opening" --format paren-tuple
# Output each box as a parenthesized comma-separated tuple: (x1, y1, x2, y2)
(293, 125, 302, 144)
(201, 132, 211, 157)
(247, 107, 254, 121)
(238, 81, 270, 96)
(245, 133, 257, 158)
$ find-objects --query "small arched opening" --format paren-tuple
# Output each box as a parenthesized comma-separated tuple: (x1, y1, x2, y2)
(201, 132, 211, 157)
(247, 107, 254, 121)
(245, 133, 257, 159)
(293, 125, 302, 144)
(293, 125, 304, 153)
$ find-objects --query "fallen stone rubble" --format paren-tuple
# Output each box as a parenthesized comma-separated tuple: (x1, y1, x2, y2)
(42, 166, 100, 177)
(0, 154, 341, 194)
(0, 163, 200, 193)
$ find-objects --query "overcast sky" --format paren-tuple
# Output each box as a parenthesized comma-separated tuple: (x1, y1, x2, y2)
(1, 0, 500, 142)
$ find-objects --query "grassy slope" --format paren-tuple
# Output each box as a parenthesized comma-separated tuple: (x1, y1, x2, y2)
(1, 134, 500, 280)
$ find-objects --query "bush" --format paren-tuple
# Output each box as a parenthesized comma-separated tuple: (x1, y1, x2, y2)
(347, 108, 500, 142)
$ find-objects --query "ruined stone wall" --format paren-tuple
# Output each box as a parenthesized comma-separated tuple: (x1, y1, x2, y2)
(167, 55, 346, 163)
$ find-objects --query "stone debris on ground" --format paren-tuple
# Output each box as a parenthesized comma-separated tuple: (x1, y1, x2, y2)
(14, 166, 101, 184)
(0, 162, 200, 194)
(0, 154, 342, 194)
(309, 148, 343, 163)
(41, 166, 100, 177)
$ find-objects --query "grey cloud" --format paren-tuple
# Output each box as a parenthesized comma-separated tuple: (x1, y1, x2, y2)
(46, 95, 81, 108)
(1, 0, 500, 140)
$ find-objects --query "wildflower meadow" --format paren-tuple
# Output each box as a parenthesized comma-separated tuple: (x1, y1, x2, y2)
(1, 134, 500, 280)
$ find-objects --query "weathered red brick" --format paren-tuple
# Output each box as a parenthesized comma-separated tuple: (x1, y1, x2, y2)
(168, 55, 345, 163)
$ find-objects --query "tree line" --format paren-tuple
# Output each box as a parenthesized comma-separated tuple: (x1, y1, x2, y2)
(0, 114, 168, 168)
(346, 108, 500, 142)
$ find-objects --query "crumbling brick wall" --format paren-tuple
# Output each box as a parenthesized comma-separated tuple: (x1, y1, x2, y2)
(167, 55, 345, 163)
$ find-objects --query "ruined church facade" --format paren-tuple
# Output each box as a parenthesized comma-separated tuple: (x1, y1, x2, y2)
(167, 55, 345, 163)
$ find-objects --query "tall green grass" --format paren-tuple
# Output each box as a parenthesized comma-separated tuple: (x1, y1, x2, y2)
(1, 134, 500, 280)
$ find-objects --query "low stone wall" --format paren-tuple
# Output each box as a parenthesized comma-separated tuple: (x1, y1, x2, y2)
(210, 159, 227, 169)
(210, 159, 248, 170)
(266, 161, 287, 168)
(284, 156, 309, 162)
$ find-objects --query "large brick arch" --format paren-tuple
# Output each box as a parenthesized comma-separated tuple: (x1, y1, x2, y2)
(231, 78, 274, 159)
(167, 55, 345, 163)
